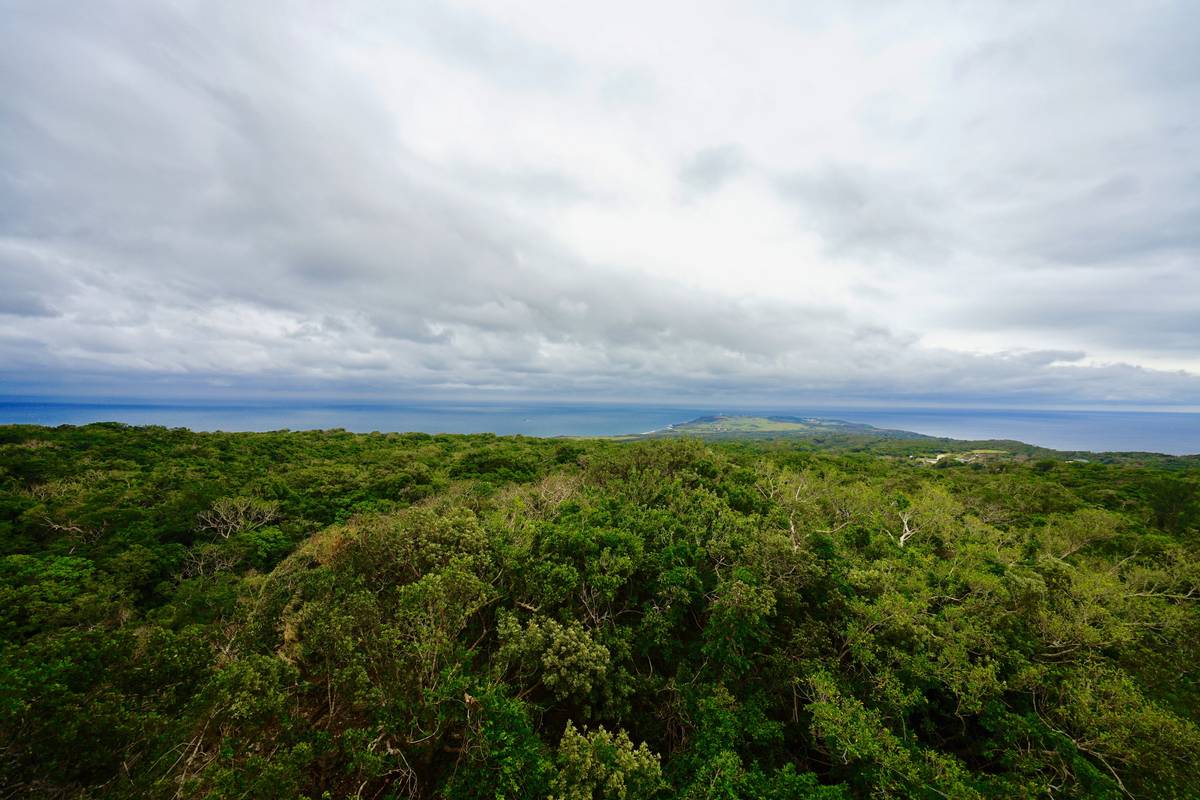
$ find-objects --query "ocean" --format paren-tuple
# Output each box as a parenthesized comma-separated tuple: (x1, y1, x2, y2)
(1, 400, 1199, 455)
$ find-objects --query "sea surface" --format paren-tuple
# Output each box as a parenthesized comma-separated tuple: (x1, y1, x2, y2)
(2, 400, 1199, 455)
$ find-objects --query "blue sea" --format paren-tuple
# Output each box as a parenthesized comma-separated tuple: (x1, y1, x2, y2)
(1, 400, 1199, 455)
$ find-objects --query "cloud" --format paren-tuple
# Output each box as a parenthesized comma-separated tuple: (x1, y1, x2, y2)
(679, 145, 748, 193)
(774, 164, 947, 259)
(0, 0, 1198, 408)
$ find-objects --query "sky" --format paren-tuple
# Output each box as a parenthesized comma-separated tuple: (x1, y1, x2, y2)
(1, 0, 1199, 409)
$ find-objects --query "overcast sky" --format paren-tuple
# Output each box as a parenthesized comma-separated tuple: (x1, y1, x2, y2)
(2, 0, 1199, 408)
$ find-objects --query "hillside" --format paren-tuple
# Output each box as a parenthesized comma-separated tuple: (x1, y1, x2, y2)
(629, 415, 1200, 469)
(633, 414, 931, 440)
(0, 423, 1198, 798)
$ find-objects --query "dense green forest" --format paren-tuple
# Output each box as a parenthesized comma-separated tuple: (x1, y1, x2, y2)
(1, 423, 1198, 799)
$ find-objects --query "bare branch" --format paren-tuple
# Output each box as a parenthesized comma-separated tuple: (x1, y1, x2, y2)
(197, 496, 280, 539)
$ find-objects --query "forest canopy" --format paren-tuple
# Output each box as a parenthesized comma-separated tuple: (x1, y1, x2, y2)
(0, 423, 1197, 798)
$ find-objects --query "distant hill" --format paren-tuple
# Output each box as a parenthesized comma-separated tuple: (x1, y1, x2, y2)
(620, 414, 1198, 467)
(632, 414, 931, 440)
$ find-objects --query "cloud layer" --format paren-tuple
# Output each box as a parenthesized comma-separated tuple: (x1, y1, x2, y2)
(2, 0, 1198, 407)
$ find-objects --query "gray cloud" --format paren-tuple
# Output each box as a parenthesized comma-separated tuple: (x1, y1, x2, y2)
(774, 165, 948, 259)
(391, 0, 582, 91)
(680, 145, 748, 193)
(0, 245, 62, 318)
(0, 0, 1198, 408)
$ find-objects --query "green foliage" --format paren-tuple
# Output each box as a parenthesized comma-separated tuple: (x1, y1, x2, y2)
(0, 423, 1197, 798)
(442, 689, 552, 800)
(498, 612, 611, 702)
(551, 722, 663, 800)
